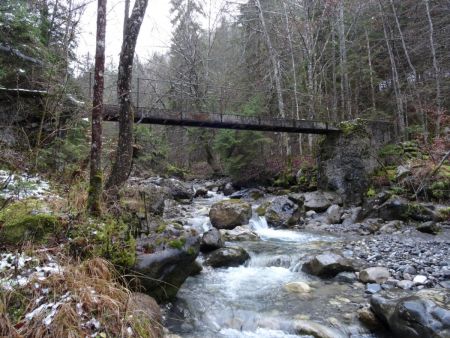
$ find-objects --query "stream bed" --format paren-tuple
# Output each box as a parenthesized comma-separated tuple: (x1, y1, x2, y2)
(164, 191, 384, 338)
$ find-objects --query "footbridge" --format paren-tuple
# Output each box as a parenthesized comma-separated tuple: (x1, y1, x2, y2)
(103, 105, 340, 134)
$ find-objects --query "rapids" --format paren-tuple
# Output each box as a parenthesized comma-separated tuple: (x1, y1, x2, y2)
(164, 190, 382, 338)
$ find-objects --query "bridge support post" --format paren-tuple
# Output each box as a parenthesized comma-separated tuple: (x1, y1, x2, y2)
(317, 119, 394, 206)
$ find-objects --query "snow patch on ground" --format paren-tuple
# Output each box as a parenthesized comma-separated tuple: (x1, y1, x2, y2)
(0, 252, 61, 291)
(0, 170, 52, 200)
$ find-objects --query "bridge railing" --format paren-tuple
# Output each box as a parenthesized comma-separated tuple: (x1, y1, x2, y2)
(103, 104, 337, 132)
(79, 72, 337, 128)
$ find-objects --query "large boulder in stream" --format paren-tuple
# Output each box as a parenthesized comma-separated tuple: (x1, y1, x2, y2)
(265, 196, 302, 228)
(220, 226, 260, 242)
(133, 223, 200, 302)
(204, 246, 250, 268)
(209, 199, 252, 230)
(302, 252, 355, 278)
(303, 191, 342, 212)
(123, 177, 193, 217)
(370, 289, 450, 338)
(200, 228, 223, 252)
(160, 178, 194, 201)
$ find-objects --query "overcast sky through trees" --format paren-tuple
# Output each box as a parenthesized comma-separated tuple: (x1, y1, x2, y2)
(76, 0, 241, 65)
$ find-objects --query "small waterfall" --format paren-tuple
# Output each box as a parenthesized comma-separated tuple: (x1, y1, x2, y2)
(249, 214, 328, 244)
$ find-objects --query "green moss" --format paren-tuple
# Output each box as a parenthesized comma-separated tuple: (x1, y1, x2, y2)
(338, 118, 367, 137)
(439, 165, 450, 178)
(156, 223, 167, 233)
(168, 237, 186, 249)
(187, 247, 196, 255)
(0, 200, 61, 245)
(430, 179, 450, 200)
(172, 222, 184, 230)
(366, 187, 376, 198)
(404, 203, 428, 219)
(437, 207, 450, 221)
(166, 164, 188, 179)
(155, 237, 166, 246)
(87, 171, 103, 216)
(256, 202, 270, 216)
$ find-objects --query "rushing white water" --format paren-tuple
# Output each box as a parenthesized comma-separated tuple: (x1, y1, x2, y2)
(166, 191, 380, 338)
(249, 214, 334, 244)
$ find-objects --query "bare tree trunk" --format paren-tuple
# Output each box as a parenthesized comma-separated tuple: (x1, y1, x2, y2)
(365, 28, 376, 111)
(283, 2, 302, 155)
(331, 27, 338, 121)
(88, 0, 107, 215)
(424, 0, 442, 136)
(123, 0, 130, 39)
(254, 0, 290, 157)
(379, 0, 405, 134)
(390, 0, 427, 139)
(338, 0, 350, 119)
(106, 0, 149, 196)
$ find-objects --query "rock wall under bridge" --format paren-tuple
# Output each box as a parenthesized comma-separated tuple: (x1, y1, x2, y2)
(318, 119, 395, 206)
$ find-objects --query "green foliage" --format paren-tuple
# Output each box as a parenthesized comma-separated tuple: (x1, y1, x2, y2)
(0, 200, 61, 245)
(379, 144, 401, 158)
(156, 222, 167, 233)
(94, 218, 136, 268)
(366, 187, 376, 198)
(166, 164, 188, 179)
(70, 217, 136, 268)
(36, 120, 90, 177)
(133, 125, 168, 173)
(388, 186, 406, 196)
(430, 179, 450, 200)
(213, 95, 271, 181)
(168, 237, 186, 250)
(437, 207, 450, 221)
(240, 94, 265, 117)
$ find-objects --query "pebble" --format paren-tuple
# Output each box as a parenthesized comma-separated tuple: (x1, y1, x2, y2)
(397, 280, 414, 290)
(365, 283, 382, 294)
(339, 235, 450, 288)
(413, 275, 428, 285)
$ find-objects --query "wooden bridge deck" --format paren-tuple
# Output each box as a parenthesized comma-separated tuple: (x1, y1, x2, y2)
(103, 105, 340, 134)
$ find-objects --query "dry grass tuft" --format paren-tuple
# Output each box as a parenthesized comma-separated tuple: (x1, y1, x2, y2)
(2, 257, 162, 338)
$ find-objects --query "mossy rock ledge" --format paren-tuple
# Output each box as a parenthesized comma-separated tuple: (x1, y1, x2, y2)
(0, 201, 62, 245)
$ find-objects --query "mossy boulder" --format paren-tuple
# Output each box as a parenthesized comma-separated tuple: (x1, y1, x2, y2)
(133, 223, 200, 302)
(0, 201, 62, 245)
(256, 201, 270, 216)
(209, 199, 252, 230)
(372, 197, 438, 222)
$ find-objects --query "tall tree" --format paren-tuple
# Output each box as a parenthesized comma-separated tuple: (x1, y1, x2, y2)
(88, 0, 107, 215)
(106, 0, 149, 195)
(254, 0, 290, 156)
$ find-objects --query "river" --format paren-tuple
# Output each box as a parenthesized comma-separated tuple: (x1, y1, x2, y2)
(164, 189, 382, 338)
